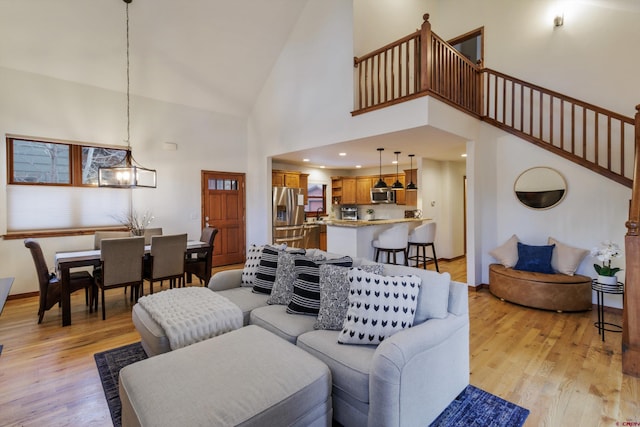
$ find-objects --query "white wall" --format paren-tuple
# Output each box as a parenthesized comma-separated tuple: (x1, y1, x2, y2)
(0, 67, 248, 295)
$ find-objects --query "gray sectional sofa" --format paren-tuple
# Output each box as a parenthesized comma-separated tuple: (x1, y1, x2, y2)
(131, 249, 470, 427)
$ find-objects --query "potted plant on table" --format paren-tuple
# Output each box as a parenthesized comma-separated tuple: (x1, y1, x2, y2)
(591, 241, 622, 285)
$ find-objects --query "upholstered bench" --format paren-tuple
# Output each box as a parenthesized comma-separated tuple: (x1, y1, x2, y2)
(489, 263, 592, 312)
(132, 287, 243, 356)
(119, 325, 332, 427)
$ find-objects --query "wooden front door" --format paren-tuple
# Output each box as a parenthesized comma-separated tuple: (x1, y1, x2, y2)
(202, 171, 246, 266)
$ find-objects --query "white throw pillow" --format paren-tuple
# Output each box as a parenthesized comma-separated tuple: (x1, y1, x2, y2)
(489, 234, 520, 268)
(548, 237, 589, 276)
(338, 269, 421, 345)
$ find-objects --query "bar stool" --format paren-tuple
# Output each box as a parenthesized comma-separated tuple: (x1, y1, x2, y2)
(372, 223, 409, 265)
(407, 222, 439, 271)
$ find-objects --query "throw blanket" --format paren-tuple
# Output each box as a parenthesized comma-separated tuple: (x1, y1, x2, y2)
(138, 288, 243, 350)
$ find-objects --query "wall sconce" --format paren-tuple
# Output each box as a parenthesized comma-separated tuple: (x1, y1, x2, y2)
(554, 13, 564, 27)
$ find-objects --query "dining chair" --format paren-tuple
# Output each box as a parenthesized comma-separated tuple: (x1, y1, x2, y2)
(372, 223, 409, 265)
(94, 231, 132, 250)
(407, 222, 439, 271)
(143, 228, 163, 245)
(96, 236, 145, 320)
(185, 227, 218, 285)
(144, 233, 187, 294)
(24, 239, 96, 324)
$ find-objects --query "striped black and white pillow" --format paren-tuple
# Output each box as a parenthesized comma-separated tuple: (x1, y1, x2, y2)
(287, 255, 353, 316)
(253, 246, 303, 294)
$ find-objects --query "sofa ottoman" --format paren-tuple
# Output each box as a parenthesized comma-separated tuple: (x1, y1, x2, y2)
(119, 325, 332, 427)
(132, 288, 243, 357)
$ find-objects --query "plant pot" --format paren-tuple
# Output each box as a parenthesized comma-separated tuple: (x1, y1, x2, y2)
(365, 214, 374, 221)
(597, 275, 617, 285)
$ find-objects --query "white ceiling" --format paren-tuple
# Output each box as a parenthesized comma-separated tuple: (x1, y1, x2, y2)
(0, 0, 308, 117)
(1, 0, 468, 169)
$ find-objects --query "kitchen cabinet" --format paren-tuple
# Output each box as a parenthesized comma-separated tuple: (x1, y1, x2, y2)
(273, 170, 308, 203)
(331, 178, 342, 204)
(341, 178, 357, 204)
(319, 224, 327, 251)
(299, 173, 308, 204)
(356, 177, 371, 204)
(285, 173, 300, 188)
(404, 169, 417, 206)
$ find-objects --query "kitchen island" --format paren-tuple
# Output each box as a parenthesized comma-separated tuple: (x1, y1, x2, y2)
(324, 218, 428, 262)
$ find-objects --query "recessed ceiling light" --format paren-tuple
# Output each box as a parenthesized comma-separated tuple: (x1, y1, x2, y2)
(392, 160, 398, 164)
(320, 165, 326, 169)
(355, 165, 362, 168)
(303, 158, 310, 162)
(461, 153, 467, 158)
(339, 152, 346, 156)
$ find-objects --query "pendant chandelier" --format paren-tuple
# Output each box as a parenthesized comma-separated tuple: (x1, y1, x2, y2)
(98, 0, 156, 188)
(373, 148, 388, 189)
(406, 154, 417, 190)
(391, 151, 404, 189)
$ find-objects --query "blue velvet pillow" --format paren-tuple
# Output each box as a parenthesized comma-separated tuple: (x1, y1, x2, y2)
(513, 242, 555, 274)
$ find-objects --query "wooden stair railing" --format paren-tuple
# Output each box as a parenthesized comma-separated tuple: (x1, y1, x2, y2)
(353, 13, 640, 377)
(482, 68, 634, 188)
(624, 105, 640, 377)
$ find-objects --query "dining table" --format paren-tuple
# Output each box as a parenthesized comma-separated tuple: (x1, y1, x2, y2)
(54, 240, 211, 327)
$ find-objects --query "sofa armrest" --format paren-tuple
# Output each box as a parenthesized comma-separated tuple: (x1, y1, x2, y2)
(368, 314, 470, 427)
(207, 269, 243, 291)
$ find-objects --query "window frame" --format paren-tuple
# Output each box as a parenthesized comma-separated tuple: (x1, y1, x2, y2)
(305, 183, 327, 215)
(6, 136, 129, 187)
(4, 135, 132, 239)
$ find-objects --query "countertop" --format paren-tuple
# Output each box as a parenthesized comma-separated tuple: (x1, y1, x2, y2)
(321, 218, 428, 228)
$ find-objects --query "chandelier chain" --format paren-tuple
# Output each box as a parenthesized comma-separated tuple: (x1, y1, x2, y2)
(125, 1, 131, 148)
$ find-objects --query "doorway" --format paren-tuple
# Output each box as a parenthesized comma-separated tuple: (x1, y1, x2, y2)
(201, 171, 246, 266)
(448, 27, 484, 65)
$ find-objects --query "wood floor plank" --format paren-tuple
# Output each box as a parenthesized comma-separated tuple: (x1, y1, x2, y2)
(0, 258, 639, 426)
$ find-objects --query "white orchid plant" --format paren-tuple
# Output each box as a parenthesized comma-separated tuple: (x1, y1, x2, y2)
(591, 241, 623, 277)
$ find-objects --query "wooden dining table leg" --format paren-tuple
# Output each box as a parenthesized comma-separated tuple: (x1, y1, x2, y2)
(59, 267, 72, 327)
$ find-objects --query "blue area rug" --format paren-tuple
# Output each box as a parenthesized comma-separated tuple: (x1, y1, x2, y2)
(95, 342, 529, 427)
(430, 384, 529, 427)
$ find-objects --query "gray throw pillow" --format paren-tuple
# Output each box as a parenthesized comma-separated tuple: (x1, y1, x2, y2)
(268, 252, 324, 305)
(315, 264, 384, 330)
(253, 246, 303, 294)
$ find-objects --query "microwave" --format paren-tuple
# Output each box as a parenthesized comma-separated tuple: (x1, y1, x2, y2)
(370, 188, 396, 204)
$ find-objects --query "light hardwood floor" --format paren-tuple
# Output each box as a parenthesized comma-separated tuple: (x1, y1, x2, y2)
(0, 259, 639, 426)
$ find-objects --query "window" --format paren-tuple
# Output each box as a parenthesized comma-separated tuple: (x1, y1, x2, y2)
(305, 183, 326, 214)
(6, 136, 131, 235)
(8, 137, 127, 186)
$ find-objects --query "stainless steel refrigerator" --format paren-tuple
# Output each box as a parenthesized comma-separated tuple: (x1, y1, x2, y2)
(272, 186, 306, 247)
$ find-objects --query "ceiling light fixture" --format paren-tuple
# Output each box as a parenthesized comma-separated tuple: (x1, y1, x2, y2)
(374, 148, 388, 189)
(406, 154, 417, 190)
(98, 0, 156, 188)
(392, 151, 404, 189)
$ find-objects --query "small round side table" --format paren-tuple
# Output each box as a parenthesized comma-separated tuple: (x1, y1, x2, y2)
(591, 279, 624, 342)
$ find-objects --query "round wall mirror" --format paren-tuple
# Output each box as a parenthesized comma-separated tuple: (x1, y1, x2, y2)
(514, 167, 567, 209)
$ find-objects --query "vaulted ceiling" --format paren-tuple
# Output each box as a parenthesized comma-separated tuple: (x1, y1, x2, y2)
(0, 0, 308, 117)
(1, 0, 469, 168)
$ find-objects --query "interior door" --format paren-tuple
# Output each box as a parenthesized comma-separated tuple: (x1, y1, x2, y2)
(202, 171, 246, 266)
